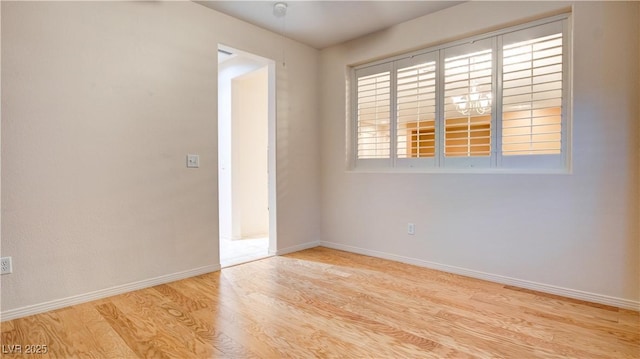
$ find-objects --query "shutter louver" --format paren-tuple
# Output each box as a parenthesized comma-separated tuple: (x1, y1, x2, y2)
(396, 61, 437, 158)
(357, 71, 391, 159)
(502, 33, 563, 156)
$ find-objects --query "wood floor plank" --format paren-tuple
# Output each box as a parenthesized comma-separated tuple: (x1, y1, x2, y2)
(95, 301, 176, 359)
(106, 288, 221, 358)
(213, 271, 344, 358)
(1, 320, 15, 332)
(1, 247, 638, 358)
(189, 286, 299, 358)
(67, 302, 138, 358)
(146, 286, 258, 358)
(3, 310, 73, 358)
(152, 283, 210, 312)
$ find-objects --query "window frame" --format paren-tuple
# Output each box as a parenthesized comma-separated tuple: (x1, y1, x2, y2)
(349, 14, 572, 173)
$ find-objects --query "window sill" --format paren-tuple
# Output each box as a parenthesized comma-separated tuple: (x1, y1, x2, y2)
(345, 167, 572, 175)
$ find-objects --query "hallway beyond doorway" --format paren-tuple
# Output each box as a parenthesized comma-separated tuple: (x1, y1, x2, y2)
(220, 237, 269, 268)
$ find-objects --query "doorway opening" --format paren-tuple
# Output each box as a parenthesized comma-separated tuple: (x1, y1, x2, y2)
(218, 45, 276, 267)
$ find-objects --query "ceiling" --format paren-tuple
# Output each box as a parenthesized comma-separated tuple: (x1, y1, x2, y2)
(197, 1, 463, 49)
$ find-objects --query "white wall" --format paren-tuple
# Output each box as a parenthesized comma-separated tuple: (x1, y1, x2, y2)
(1, 1, 320, 317)
(319, 1, 640, 307)
(232, 66, 269, 238)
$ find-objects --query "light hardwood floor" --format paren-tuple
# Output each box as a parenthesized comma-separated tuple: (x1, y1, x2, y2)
(1, 247, 638, 358)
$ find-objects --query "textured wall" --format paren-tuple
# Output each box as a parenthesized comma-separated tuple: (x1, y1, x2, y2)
(1, 1, 320, 314)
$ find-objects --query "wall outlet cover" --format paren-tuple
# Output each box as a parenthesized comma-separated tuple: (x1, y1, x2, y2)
(1, 257, 13, 275)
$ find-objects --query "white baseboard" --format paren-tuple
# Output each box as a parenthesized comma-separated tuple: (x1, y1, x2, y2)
(1, 264, 221, 322)
(274, 241, 320, 256)
(320, 241, 640, 311)
(4, 242, 637, 322)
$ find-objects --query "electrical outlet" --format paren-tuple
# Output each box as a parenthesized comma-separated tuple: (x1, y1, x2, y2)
(407, 223, 415, 235)
(1, 257, 12, 275)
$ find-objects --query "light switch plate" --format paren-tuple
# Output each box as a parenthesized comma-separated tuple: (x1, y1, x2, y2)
(187, 154, 200, 168)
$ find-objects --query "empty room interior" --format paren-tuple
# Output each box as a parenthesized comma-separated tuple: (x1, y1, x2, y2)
(1, 1, 639, 358)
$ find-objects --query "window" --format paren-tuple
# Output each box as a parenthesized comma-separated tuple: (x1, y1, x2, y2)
(351, 16, 570, 171)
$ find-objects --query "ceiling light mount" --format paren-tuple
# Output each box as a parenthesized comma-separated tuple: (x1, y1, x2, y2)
(273, 2, 288, 18)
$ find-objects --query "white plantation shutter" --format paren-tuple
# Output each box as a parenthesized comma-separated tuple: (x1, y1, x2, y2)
(356, 64, 392, 162)
(502, 32, 563, 154)
(395, 52, 438, 168)
(500, 20, 567, 169)
(350, 16, 569, 171)
(443, 39, 494, 168)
